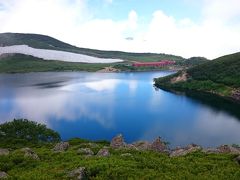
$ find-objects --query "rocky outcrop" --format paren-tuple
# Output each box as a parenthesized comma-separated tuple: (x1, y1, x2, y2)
(232, 89, 240, 101)
(150, 137, 168, 153)
(53, 142, 69, 152)
(170, 72, 188, 83)
(202, 148, 221, 154)
(21, 148, 39, 160)
(132, 141, 151, 151)
(0, 171, 8, 179)
(77, 148, 94, 156)
(216, 145, 240, 154)
(97, 148, 110, 157)
(110, 134, 126, 148)
(170, 144, 202, 157)
(68, 167, 87, 180)
(0, 148, 9, 156)
(97, 66, 120, 73)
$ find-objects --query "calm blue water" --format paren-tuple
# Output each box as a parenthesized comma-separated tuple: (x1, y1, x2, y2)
(0, 71, 240, 147)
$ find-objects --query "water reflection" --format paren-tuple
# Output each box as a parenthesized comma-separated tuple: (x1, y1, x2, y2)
(0, 72, 240, 147)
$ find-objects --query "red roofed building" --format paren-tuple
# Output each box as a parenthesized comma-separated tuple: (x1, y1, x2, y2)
(132, 60, 175, 67)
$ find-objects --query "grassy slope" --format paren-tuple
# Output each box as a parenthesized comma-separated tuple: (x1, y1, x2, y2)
(0, 33, 209, 65)
(0, 54, 110, 73)
(0, 139, 239, 179)
(154, 52, 240, 99)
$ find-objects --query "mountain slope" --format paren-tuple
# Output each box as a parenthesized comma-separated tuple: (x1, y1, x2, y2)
(154, 52, 240, 102)
(0, 33, 207, 64)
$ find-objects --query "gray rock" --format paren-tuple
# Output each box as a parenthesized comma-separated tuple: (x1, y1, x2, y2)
(216, 145, 240, 154)
(21, 148, 39, 160)
(132, 141, 151, 151)
(97, 148, 110, 157)
(120, 153, 133, 157)
(170, 148, 188, 157)
(53, 142, 69, 152)
(235, 155, 240, 164)
(77, 148, 94, 156)
(202, 148, 221, 154)
(86, 143, 99, 148)
(68, 167, 87, 180)
(0, 171, 8, 179)
(0, 148, 9, 156)
(110, 134, 126, 148)
(170, 144, 202, 157)
(125, 144, 138, 150)
(150, 137, 168, 153)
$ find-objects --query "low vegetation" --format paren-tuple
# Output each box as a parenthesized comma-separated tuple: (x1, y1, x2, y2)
(154, 52, 240, 101)
(0, 54, 112, 73)
(0, 54, 207, 73)
(0, 119, 240, 179)
(0, 119, 60, 149)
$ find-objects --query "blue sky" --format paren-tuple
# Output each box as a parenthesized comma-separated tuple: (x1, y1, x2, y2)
(89, 0, 201, 21)
(0, 0, 240, 58)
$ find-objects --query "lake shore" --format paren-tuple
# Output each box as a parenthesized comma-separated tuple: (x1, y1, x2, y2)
(1, 133, 240, 179)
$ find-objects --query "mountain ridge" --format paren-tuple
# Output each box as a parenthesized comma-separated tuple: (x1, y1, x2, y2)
(154, 51, 240, 102)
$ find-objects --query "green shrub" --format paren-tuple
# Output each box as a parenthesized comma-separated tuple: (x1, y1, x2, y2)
(0, 119, 60, 148)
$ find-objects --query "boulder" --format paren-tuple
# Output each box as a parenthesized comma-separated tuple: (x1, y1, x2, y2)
(0, 171, 8, 179)
(150, 137, 168, 153)
(120, 153, 133, 157)
(235, 155, 240, 164)
(202, 148, 221, 154)
(0, 148, 9, 156)
(186, 144, 202, 151)
(97, 148, 110, 157)
(110, 134, 126, 148)
(216, 145, 240, 154)
(170, 144, 202, 157)
(21, 148, 39, 160)
(68, 167, 87, 180)
(77, 148, 94, 156)
(132, 141, 151, 151)
(53, 142, 69, 152)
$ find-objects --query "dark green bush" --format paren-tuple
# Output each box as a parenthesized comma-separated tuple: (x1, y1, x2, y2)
(0, 119, 61, 148)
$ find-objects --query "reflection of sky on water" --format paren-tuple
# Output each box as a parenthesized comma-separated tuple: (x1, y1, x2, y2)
(0, 72, 240, 147)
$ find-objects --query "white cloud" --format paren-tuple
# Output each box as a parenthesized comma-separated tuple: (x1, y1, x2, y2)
(0, 0, 240, 59)
(105, 0, 113, 4)
(202, 0, 240, 23)
(127, 10, 138, 30)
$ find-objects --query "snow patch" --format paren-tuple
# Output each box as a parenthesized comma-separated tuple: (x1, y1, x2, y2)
(0, 45, 123, 63)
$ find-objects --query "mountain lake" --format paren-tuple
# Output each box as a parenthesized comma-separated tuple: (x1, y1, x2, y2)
(1, 71, 240, 147)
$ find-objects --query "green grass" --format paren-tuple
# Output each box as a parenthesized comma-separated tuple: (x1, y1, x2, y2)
(0, 140, 240, 179)
(0, 54, 112, 73)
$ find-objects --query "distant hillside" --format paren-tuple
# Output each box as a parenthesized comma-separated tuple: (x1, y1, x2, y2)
(0, 33, 207, 64)
(154, 52, 240, 102)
